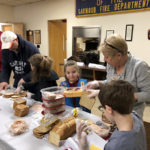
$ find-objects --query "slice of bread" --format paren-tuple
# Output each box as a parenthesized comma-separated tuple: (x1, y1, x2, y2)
(3, 92, 14, 98)
(13, 99, 26, 109)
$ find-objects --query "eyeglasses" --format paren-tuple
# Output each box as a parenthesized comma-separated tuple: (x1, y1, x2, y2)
(98, 105, 105, 112)
(104, 40, 122, 53)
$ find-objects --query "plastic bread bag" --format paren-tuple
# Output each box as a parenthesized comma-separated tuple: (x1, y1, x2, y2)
(92, 120, 111, 138)
(25, 97, 37, 107)
(59, 137, 80, 150)
(3, 119, 30, 140)
(75, 119, 107, 150)
(9, 119, 29, 136)
(40, 109, 73, 131)
(87, 131, 107, 150)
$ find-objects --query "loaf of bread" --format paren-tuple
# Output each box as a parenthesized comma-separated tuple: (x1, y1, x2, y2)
(14, 104, 29, 117)
(33, 118, 60, 139)
(48, 116, 76, 146)
(13, 99, 26, 109)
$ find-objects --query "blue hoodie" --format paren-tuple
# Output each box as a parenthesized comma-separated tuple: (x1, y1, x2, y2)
(2, 35, 40, 87)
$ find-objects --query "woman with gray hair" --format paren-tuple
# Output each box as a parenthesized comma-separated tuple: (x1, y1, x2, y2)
(86, 34, 150, 118)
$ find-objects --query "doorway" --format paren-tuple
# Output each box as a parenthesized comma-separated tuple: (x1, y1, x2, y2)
(48, 19, 67, 77)
(1, 23, 24, 38)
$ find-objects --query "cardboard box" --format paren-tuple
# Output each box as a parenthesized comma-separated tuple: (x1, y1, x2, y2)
(91, 97, 103, 118)
(79, 91, 96, 110)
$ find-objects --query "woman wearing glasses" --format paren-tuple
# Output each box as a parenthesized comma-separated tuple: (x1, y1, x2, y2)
(86, 34, 150, 118)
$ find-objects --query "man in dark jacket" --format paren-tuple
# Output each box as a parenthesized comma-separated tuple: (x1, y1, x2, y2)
(0, 31, 40, 90)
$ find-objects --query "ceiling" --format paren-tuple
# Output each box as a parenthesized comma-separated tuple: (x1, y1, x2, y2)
(0, 0, 48, 6)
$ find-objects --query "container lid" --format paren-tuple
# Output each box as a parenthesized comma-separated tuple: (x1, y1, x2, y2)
(42, 95, 64, 102)
(41, 86, 64, 94)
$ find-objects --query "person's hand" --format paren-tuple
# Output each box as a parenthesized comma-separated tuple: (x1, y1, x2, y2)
(85, 80, 100, 90)
(87, 89, 100, 98)
(111, 77, 117, 80)
(76, 119, 89, 150)
(26, 92, 33, 99)
(0, 82, 9, 91)
(134, 93, 138, 101)
(14, 86, 21, 94)
(17, 78, 25, 87)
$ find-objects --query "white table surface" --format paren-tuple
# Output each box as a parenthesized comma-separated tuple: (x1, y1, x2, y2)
(0, 96, 101, 150)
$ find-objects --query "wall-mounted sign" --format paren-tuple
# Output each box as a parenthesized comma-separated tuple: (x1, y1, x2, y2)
(76, 0, 150, 17)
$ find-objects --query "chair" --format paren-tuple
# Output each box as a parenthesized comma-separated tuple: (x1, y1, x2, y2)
(144, 121, 150, 150)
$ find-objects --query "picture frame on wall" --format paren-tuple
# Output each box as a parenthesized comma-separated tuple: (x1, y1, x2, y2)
(148, 29, 150, 40)
(34, 30, 41, 44)
(26, 30, 34, 43)
(125, 24, 134, 41)
(106, 30, 114, 39)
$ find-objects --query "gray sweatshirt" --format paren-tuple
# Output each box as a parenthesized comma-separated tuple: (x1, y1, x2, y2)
(101, 54, 150, 117)
(104, 111, 147, 150)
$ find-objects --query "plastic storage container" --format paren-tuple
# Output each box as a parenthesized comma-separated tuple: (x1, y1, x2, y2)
(41, 86, 65, 115)
(41, 86, 64, 98)
(42, 95, 65, 107)
(42, 104, 65, 115)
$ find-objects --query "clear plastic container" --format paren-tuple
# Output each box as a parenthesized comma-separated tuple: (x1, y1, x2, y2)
(42, 104, 65, 115)
(41, 86, 64, 99)
(41, 86, 65, 110)
(42, 95, 65, 107)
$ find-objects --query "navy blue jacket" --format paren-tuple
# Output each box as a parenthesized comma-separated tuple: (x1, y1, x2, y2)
(22, 70, 59, 102)
(2, 35, 40, 87)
